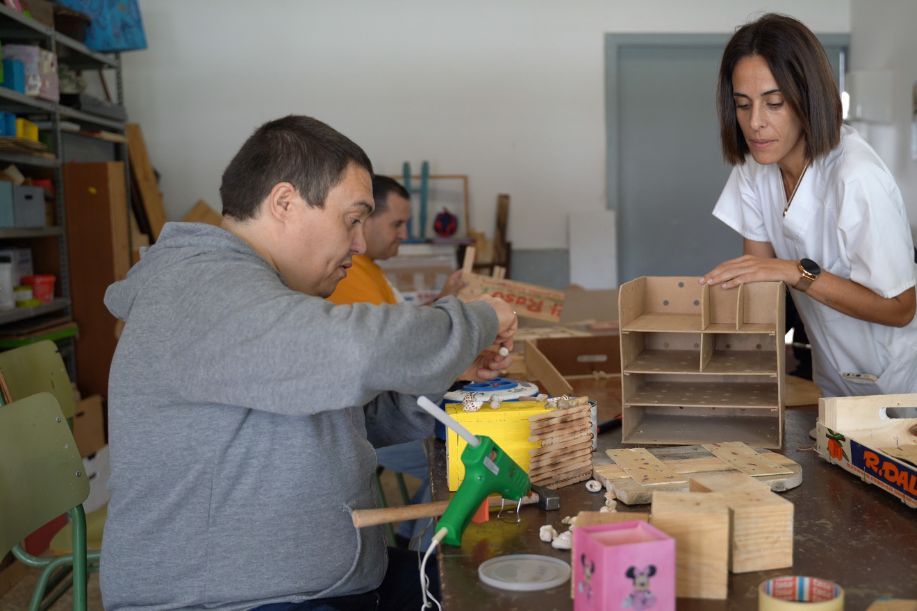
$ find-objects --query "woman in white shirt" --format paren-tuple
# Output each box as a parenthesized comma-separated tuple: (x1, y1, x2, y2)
(702, 13, 917, 397)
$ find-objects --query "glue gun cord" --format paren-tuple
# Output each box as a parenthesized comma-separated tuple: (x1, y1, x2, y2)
(420, 528, 448, 610)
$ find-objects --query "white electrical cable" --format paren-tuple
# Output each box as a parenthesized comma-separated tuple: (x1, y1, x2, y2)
(420, 527, 449, 610)
(416, 396, 480, 448)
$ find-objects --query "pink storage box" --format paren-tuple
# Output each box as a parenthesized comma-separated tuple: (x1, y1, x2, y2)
(573, 520, 675, 611)
(2, 44, 59, 102)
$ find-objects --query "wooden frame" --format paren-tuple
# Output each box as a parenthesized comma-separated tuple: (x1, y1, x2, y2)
(392, 173, 470, 241)
(618, 277, 785, 448)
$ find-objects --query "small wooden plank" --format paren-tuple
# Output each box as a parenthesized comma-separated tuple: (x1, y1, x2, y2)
(530, 438, 593, 459)
(523, 340, 574, 397)
(125, 123, 167, 240)
(703, 442, 792, 476)
(530, 416, 592, 437)
(573, 511, 649, 528)
(607, 448, 686, 486)
(461, 245, 476, 275)
(529, 448, 593, 472)
(534, 429, 593, 447)
(530, 460, 594, 480)
(531, 466, 593, 488)
(688, 471, 770, 493)
(530, 401, 591, 423)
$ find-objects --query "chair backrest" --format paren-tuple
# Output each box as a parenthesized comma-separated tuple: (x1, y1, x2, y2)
(0, 340, 76, 419)
(0, 393, 89, 557)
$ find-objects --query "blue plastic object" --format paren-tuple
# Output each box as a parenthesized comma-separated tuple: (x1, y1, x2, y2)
(2, 59, 26, 94)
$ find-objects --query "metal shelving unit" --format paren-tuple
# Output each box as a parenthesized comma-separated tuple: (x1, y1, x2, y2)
(0, 4, 123, 375)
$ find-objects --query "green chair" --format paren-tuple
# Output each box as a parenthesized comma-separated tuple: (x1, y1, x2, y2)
(0, 393, 90, 611)
(0, 340, 76, 419)
(0, 341, 107, 565)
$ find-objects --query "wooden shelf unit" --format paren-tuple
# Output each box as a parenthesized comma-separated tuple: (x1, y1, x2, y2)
(619, 276, 785, 448)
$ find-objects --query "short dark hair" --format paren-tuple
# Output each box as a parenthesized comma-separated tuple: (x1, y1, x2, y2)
(717, 13, 842, 165)
(371, 175, 410, 216)
(219, 115, 373, 220)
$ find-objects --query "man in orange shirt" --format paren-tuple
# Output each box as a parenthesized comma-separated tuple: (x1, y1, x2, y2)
(329, 175, 462, 306)
(329, 175, 463, 548)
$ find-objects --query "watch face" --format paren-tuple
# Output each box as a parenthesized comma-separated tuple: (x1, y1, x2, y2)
(800, 258, 821, 275)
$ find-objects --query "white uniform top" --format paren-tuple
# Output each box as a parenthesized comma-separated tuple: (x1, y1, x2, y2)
(713, 125, 917, 397)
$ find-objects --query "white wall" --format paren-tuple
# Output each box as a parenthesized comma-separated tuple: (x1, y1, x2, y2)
(849, 0, 917, 232)
(123, 0, 848, 249)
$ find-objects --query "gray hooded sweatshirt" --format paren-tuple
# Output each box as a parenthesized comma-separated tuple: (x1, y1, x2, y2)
(101, 222, 497, 610)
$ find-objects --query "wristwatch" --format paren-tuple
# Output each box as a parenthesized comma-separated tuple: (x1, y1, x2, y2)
(795, 258, 821, 292)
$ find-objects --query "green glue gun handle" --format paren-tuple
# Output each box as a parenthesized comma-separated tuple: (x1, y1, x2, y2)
(436, 435, 531, 547)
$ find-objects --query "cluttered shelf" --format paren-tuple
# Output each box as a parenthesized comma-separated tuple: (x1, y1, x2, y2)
(0, 226, 62, 238)
(0, 296, 68, 325)
(54, 30, 118, 69)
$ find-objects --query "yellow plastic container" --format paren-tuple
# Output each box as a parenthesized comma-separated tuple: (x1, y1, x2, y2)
(445, 399, 555, 491)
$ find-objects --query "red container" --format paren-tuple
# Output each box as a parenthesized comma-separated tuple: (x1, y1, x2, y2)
(21, 274, 55, 303)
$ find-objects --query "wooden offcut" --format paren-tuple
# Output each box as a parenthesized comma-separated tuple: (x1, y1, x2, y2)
(183, 199, 223, 226)
(527, 395, 594, 488)
(717, 487, 794, 573)
(702, 442, 793, 476)
(650, 491, 730, 600)
(607, 448, 686, 486)
(126, 123, 167, 240)
(593, 443, 802, 505)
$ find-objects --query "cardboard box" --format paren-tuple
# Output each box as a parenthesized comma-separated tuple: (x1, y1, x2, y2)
(0, 181, 14, 228)
(817, 393, 917, 508)
(1, 45, 58, 101)
(72, 394, 105, 457)
(13, 184, 45, 227)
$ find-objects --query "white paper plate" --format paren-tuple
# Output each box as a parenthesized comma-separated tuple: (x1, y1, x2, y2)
(478, 554, 571, 592)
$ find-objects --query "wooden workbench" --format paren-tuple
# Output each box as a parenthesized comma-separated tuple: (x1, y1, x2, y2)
(428, 408, 917, 610)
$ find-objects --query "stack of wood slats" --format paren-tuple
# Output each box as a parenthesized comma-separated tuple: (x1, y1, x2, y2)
(528, 396, 594, 488)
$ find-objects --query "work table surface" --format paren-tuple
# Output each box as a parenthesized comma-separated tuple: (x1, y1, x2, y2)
(428, 408, 917, 610)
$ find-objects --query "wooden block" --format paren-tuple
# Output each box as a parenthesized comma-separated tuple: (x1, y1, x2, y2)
(182, 199, 222, 226)
(607, 448, 686, 486)
(573, 511, 649, 528)
(125, 123, 167, 240)
(688, 471, 770, 493)
(719, 488, 793, 573)
(703, 442, 792, 476)
(650, 491, 729, 600)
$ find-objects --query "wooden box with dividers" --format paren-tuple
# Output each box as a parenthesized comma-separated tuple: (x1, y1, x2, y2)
(618, 277, 785, 448)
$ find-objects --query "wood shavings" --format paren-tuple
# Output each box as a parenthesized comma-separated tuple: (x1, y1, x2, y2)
(585, 479, 602, 493)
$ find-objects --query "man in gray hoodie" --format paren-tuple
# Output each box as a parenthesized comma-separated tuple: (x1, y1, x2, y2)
(101, 115, 516, 610)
